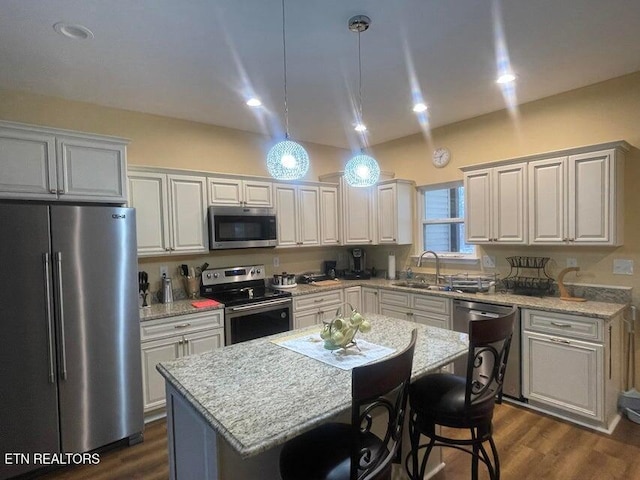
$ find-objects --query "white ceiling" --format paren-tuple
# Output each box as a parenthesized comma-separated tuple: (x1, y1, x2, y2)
(1, 0, 639, 149)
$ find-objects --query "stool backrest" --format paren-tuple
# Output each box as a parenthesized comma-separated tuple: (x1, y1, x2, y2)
(350, 329, 417, 480)
(465, 308, 517, 408)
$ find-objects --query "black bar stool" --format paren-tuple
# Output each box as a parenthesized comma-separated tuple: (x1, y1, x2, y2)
(279, 329, 418, 480)
(405, 309, 516, 480)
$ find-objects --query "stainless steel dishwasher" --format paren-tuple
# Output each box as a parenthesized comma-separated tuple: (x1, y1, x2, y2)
(452, 299, 522, 400)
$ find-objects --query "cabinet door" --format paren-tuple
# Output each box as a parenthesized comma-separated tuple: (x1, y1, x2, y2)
(523, 331, 603, 421)
(243, 180, 273, 207)
(362, 288, 379, 314)
(529, 157, 567, 244)
(464, 169, 492, 243)
(568, 150, 613, 244)
(413, 311, 450, 329)
(298, 185, 320, 246)
(208, 178, 242, 205)
(320, 186, 340, 245)
(274, 184, 298, 247)
(294, 309, 318, 329)
(141, 337, 182, 412)
(168, 175, 208, 253)
(492, 163, 527, 243)
(128, 172, 170, 256)
(57, 136, 127, 202)
(342, 183, 374, 245)
(377, 183, 397, 243)
(184, 329, 224, 355)
(344, 286, 362, 313)
(0, 127, 58, 199)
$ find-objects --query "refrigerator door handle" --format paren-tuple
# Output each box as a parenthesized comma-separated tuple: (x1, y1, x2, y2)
(43, 253, 56, 384)
(54, 251, 68, 380)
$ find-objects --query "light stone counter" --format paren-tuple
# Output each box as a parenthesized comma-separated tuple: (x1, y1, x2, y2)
(275, 278, 628, 320)
(138, 299, 224, 322)
(157, 315, 467, 479)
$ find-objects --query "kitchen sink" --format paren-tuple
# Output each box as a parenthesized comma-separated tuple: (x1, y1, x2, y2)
(392, 281, 432, 289)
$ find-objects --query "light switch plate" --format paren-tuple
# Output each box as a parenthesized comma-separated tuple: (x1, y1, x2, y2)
(613, 259, 633, 275)
(482, 255, 496, 268)
(160, 265, 169, 278)
(566, 258, 578, 267)
(273, 256, 280, 267)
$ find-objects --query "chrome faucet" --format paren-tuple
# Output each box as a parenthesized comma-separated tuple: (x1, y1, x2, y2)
(417, 250, 440, 285)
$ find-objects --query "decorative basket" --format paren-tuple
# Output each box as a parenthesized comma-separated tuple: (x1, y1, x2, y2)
(320, 304, 371, 351)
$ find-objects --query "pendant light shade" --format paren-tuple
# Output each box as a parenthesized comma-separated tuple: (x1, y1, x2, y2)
(267, 0, 309, 181)
(267, 140, 310, 180)
(345, 15, 379, 188)
(344, 153, 380, 187)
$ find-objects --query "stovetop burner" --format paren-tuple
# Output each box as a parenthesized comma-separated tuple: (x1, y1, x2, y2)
(200, 264, 291, 307)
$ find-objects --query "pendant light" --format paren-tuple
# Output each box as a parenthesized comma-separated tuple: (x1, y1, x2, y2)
(344, 15, 380, 188)
(266, 0, 309, 180)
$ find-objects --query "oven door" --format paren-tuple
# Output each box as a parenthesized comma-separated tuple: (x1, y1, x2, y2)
(225, 298, 292, 345)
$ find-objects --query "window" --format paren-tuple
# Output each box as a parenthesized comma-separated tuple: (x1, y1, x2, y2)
(419, 181, 475, 257)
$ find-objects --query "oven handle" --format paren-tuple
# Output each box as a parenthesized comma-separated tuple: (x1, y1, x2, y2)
(227, 298, 292, 312)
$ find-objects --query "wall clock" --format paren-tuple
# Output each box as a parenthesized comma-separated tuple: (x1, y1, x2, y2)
(432, 147, 451, 168)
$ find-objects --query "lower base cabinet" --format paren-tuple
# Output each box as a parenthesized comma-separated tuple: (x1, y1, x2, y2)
(379, 290, 451, 329)
(293, 289, 344, 329)
(522, 309, 621, 430)
(140, 310, 224, 414)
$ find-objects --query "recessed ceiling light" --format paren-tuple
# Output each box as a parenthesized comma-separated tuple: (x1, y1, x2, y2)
(354, 123, 367, 132)
(412, 102, 428, 113)
(53, 22, 94, 40)
(246, 98, 262, 107)
(496, 73, 516, 84)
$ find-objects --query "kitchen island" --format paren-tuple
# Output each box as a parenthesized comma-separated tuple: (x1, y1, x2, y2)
(157, 314, 468, 480)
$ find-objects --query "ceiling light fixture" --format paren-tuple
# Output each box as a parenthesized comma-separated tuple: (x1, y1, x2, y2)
(53, 22, 94, 40)
(246, 97, 262, 107)
(496, 72, 516, 84)
(412, 102, 428, 113)
(344, 15, 380, 188)
(266, 0, 309, 181)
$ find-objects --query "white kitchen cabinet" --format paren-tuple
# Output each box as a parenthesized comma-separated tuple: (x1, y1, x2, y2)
(292, 289, 344, 329)
(522, 309, 621, 430)
(379, 289, 451, 329)
(362, 287, 380, 314)
(140, 309, 224, 414)
(376, 180, 414, 245)
(208, 177, 272, 207)
(0, 121, 128, 203)
(128, 169, 208, 256)
(344, 286, 362, 313)
(274, 183, 320, 247)
(320, 185, 340, 245)
(529, 148, 625, 246)
(463, 162, 527, 244)
(342, 182, 376, 245)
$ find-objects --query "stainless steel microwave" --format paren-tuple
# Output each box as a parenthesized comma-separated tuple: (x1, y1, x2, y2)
(208, 206, 277, 249)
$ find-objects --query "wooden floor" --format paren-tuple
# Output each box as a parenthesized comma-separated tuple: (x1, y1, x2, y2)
(36, 403, 640, 479)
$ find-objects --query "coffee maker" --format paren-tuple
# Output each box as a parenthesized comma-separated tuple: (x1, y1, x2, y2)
(344, 248, 370, 280)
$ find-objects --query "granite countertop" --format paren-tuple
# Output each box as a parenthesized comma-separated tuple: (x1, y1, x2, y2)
(139, 299, 224, 322)
(278, 278, 628, 320)
(156, 314, 468, 458)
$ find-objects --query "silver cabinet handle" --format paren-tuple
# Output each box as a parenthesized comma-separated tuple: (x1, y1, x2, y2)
(43, 253, 55, 384)
(314, 299, 323, 303)
(550, 337, 570, 344)
(57, 189, 64, 194)
(50, 188, 57, 194)
(174, 323, 191, 329)
(55, 252, 68, 380)
(551, 321, 572, 328)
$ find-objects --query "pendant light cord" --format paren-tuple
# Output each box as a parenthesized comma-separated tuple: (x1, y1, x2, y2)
(281, 0, 290, 139)
(358, 28, 363, 126)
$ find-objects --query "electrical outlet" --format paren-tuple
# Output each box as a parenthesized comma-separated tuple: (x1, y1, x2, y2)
(482, 255, 496, 268)
(273, 256, 280, 267)
(566, 258, 578, 267)
(613, 259, 633, 275)
(160, 265, 168, 278)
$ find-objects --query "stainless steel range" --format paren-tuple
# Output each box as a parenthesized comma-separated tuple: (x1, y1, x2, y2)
(200, 265, 292, 345)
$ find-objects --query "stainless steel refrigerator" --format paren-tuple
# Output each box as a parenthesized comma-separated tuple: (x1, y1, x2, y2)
(0, 204, 143, 479)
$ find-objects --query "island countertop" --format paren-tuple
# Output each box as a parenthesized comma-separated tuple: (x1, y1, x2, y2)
(157, 314, 468, 458)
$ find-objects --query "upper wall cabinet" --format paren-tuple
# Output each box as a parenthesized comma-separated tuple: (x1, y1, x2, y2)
(208, 177, 272, 207)
(462, 141, 628, 247)
(529, 148, 625, 246)
(274, 183, 321, 247)
(464, 163, 528, 244)
(0, 121, 128, 203)
(377, 180, 414, 245)
(128, 168, 208, 256)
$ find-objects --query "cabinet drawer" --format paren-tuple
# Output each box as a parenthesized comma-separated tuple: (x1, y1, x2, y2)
(523, 309, 602, 343)
(140, 310, 224, 342)
(379, 290, 410, 308)
(294, 290, 344, 311)
(411, 294, 451, 315)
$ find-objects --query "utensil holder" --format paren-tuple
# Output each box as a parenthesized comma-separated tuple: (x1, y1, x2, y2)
(184, 276, 199, 299)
